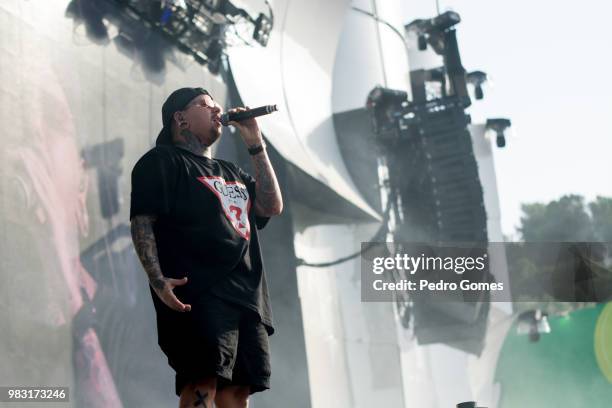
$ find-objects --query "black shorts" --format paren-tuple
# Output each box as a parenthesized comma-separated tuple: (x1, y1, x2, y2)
(152, 291, 271, 396)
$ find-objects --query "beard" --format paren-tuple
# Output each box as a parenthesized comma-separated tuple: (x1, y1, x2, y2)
(209, 124, 222, 143)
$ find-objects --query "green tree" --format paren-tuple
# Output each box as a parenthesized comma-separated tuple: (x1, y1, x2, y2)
(512, 195, 612, 315)
(589, 196, 612, 242)
(518, 194, 596, 242)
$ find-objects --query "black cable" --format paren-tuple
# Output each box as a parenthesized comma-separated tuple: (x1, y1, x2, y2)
(293, 8, 411, 269)
(295, 193, 394, 268)
(350, 6, 407, 48)
(264, 0, 274, 27)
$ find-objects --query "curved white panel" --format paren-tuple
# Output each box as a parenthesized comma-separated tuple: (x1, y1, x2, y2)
(227, 0, 380, 220)
(332, 2, 411, 113)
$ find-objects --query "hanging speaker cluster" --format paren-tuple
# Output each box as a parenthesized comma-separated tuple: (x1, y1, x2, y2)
(378, 97, 487, 244)
(413, 101, 487, 242)
(366, 91, 491, 355)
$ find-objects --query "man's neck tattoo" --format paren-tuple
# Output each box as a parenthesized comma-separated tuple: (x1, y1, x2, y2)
(176, 129, 211, 157)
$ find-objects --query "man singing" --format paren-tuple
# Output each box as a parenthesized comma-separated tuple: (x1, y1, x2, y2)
(130, 87, 282, 408)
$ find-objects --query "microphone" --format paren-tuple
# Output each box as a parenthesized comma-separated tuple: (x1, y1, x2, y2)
(220, 105, 278, 126)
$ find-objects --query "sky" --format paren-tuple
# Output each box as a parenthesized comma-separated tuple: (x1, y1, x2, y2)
(402, 0, 612, 237)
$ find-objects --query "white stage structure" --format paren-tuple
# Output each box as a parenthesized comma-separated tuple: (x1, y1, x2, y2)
(230, 0, 510, 407)
(0, 0, 511, 406)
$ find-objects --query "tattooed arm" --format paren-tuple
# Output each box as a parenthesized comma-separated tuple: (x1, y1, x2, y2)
(226, 106, 283, 217)
(250, 147, 283, 217)
(130, 215, 191, 312)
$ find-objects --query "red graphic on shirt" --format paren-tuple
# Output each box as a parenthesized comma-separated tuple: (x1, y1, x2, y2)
(197, 176, 251, 239)
(229, 205, 246, 229)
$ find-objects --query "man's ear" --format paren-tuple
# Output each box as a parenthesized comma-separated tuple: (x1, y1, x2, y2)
(173, 111, 185, 127)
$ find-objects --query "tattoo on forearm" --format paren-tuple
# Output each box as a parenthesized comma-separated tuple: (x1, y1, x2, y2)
(251, 151, 283, 215)
(150, 276, 166, 291)
(130, 215, 167, 289)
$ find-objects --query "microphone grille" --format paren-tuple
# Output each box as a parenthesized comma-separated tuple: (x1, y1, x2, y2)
(220, 112, 229, 126)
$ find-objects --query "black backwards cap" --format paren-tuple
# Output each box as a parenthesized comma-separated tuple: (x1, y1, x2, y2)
(156, 87, 210, 146)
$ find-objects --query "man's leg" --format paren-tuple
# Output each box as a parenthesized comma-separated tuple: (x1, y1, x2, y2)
(215, 385, 250, 408)
(213, 309, 270, 408)
(179, 376, 217, 408)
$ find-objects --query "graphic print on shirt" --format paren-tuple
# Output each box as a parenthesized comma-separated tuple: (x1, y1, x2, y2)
(197, 176, 251, 240)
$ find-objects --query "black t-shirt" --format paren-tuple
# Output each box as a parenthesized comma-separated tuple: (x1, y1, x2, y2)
(130, 145, 274, 335)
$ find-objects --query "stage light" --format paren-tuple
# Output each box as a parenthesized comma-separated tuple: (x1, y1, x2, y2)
(496, 134, 505, 148)
(218, 0, 251, 19)
(160, 0, 187, 25)
(405, 18, 428, 50)
(406, 11, 469, 104)
(417, 34, 427, 51)
(76, 0, 274, 76)
(156, 3, 192, 35)
(485, 118, 512, 148)
(65, 0, 111, 45)
(516, 309, 551, 343)
(192, 13, 214, 35)
(162, 0, 187, 10)
(405, 11, 461, 53)
(366, 87, 408, 119)
(366, 86, 409, 142)
(404, 18, 425, 34)
(431, 11, 461, 31)
(367, 86, 408, 109)
(253, 13, 272, 46)
(467, 71, 487, 100)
